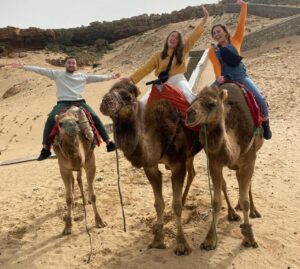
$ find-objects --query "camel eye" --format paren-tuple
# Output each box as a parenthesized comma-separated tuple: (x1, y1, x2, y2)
(204, 102, 216, 110)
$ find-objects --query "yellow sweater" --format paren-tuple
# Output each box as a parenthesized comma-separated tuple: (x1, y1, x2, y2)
(130, 23, 205, 84)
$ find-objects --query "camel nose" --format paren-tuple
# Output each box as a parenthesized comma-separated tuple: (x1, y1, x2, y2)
(186, 108, 196, 124)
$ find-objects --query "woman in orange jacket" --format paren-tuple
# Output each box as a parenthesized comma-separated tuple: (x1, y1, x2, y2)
(209, 0, 272, 140)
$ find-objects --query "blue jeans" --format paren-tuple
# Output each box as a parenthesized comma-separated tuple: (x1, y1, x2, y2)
(236, 76, 269, 119)
(212, 76, 269, 119)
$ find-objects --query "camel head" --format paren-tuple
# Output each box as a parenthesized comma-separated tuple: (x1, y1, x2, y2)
(55, 111, 80, 137)
(100, 82, 141, 119)
(186, 86, 228, 127)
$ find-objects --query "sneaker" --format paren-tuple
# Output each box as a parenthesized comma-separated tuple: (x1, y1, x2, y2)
(262, 120, 272, 140)
(37, 148, 52, 161)
(106, 141, 116, 152)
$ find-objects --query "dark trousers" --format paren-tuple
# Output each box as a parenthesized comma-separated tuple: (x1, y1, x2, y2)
(42, 100, 109, 146)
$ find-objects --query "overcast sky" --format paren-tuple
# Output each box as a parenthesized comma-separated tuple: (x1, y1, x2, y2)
(0, 0, 218, 29)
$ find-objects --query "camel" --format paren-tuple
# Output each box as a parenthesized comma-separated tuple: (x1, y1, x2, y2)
(100, 82, 202, 255)
(185, 83, 264, 250)
(53, 106, 105, 235)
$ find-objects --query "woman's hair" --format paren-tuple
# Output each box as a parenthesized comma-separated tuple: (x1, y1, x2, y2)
(211, 24, 231, 43)
(161, 31, 184, 65)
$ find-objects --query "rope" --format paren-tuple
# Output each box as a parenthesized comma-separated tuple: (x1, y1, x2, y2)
(77, 177, 93, 263)
(115, 147, 127, 232)
(82, 201, 93, 263)
(201, 123, 218, 246)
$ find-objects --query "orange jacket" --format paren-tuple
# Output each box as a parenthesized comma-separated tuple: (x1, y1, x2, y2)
(209, 2, 247, 78)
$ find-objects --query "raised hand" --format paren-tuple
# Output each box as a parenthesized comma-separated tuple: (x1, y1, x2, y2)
(112, 72, 121, 79)
(236, 0, 245, 5)
(201, 5, 209, 25)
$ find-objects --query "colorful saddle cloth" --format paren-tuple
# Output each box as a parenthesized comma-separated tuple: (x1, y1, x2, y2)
(147, 83, 199, 131)
(47, 105, 101, 148)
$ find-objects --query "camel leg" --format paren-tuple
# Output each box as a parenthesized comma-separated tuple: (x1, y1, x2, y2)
(170, 162, 192, 256)
(201, 160, 223, 251)
(85, 156, 106, 228)
(60, 168, 74, 235)
(235, 184, 261, 218)
(236, 164, 258, 248)
(222, 179, 241, 221)
(249, 185, 261, 218)
(182, 157, 195, 206)
(144, 166, 166, 249)
(76, 169, 87, 205)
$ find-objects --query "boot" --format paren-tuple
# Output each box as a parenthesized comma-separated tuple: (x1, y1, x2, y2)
(37, 148, 52, 161)
(106, 141, 116, 152)
(262, 120, 272, 140)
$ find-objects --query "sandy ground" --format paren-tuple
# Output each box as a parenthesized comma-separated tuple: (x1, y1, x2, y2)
(0, 14, 300, 269)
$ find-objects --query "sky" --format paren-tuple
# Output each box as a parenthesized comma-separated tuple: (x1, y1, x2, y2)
(0, 0, 218, 29)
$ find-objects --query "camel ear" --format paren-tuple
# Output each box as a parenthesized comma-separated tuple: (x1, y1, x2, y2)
(219, 89, 228, 101)
(55, 115, 59, 122)
(127, 83, 141, 97)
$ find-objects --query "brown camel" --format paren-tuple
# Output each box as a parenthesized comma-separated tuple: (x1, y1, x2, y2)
(100, 82, 202, 255)
(186, 83, 263, 250)
(53, 106, 105, 235)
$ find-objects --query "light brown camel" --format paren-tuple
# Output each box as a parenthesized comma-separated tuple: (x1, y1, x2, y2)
(186, 84, 263, 250)
(100, 82, 202, 255)
(53, 106, 105, 235)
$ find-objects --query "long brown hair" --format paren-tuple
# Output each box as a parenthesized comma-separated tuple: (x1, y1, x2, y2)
(211, 24, 231, 43)
(161, 31, 184, 65)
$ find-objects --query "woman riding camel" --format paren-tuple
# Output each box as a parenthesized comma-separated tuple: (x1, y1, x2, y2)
(209, 0, 272, 140)
(122, 5, 209, 105)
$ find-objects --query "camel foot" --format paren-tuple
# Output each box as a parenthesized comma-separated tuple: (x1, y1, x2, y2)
(249, 208, 262, 219)
(200, 229, 218, 251)
(235, 203, 241, 211)
(62, 226, 72, 235)
(227, 208, 241, 222)
(174, 242, 192, 256)
(95, 215, 106, 228)
(240, 223, 258, 248)
(148, 241, 166, 249)
(62, 216, 72, 235)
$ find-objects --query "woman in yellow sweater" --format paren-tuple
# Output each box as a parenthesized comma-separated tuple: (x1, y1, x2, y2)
(209, 0, 272, 140)
(122, 5, 209, 104)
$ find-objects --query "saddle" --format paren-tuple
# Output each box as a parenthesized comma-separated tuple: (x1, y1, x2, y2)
(147, 83, 200, 131)
(48, 106, 101, 148)
(220, 81, 263, 128)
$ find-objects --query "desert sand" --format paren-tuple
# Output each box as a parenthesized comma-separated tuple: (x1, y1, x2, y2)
(0, 14, 299, 269)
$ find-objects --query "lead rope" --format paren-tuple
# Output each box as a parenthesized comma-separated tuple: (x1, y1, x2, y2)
(201, 119, 218, 246)
(115, 143, 127, 232)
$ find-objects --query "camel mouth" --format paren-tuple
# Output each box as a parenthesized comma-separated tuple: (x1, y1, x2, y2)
(100, 93, 121, 117)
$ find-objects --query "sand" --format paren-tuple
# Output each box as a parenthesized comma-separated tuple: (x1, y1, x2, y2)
(0, 15, 299, 269)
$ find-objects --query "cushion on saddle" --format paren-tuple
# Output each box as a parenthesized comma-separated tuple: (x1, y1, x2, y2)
(221, 81, 263, 128)
(147, 83, 199, 131)
(47, 105, 101, 148)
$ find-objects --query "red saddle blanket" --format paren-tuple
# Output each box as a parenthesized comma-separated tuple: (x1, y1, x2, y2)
(222, 81, 263, 128)
(147, 83, 199, 131)
(47, 106, 101, 148)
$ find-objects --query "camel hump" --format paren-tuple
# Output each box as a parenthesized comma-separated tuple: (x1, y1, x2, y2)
(220, 83, 254, 130)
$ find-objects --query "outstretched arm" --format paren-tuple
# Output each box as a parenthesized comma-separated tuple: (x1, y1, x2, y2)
(86, 72, 120, 83)
(232, 0, 247, 52)
(184, 5, 209, 52)
(9, 62, 57, 80)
